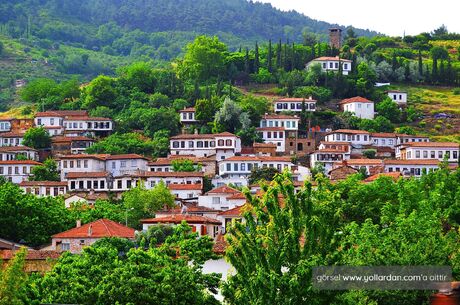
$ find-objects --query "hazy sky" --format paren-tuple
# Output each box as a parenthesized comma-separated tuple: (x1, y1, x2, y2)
(256, 0, 460, 36)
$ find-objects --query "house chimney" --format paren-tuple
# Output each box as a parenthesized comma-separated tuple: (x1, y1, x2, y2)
(76, 220, 81, 228)
(194, 129, 199, 135)
(88, 225, 93, 237)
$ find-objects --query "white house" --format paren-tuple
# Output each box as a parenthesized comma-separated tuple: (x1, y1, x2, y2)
(333, 159, 384, 176)
(0, 146, 38, 161)
(34, 110, 113, 136)
(384, 159, 443, 177)
(0, 160, 42, 183)
(324, 129, 372, 147)
(306, 56, 352, 75)
(216, 156, 299, 187)
(310, 142, 351, 173)
(396, 142, 459, 163)
(386, 90, 407, 106)
(105, 154, 149, 177)
(168, 183, 203, 200)
(340, 96, 375, 119)
(198, 185, 246, 211)
(141, 215, 221, 239)
(258, 114, 300, 153)
(66, 171, 111, 192)
(0, 132, 24, 147)
(19, 181, 68, 197)
(370, 133, 398, 148)
(274, 97, 316, 113)
(179, 107, 198, 125)
(170, 132, 241, 159)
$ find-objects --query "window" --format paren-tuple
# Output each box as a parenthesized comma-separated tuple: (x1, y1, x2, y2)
(70, 181, 75, 189)
(70, 161, 74, 168)
(212, 197, 220, 205)
(218, 140, 224, 146)
(131, 160, 137, 167)
(112, 162, 116, 169)
(117, 180, 122, 189)
(77, 160, 81, 168)
(415, 151, 420, 158)
(127, 180, 132, 188)
(344, 63, 348, 69)
(87, 180, 92, 189)
(382, 139, 386, 145)
(329, 62, 333, 68)
(84, 160, 88, 168)
(173, 141, 179, 148)
(22, 166, 26, 174)
(393, 94, 397, 100)
(225, 139, 232, 146)
(248, 163, 253, 171)
(121, 161, 126, 168)
(197, 141, 203, 148)
(100, 180, 105, 189)
(358, 103, 362, 108)
(37, 119, 41, 125)
(180, 141, 185, 148)
(14, 167, 19, 174)
(233, 163, 238, 171)
(423, 151, 428, 158)
(453, 151, 458, 159)
(334, 62, 338, 69)
(241, 163, 246, 171)
(438, 151, 443, 159)
(189, 141, 194, 148)
(431, 151, 435, 158)
(226, 163, 231, 171)
(61, 243, 70, 251)
(389, 139, 393, 145)
(63, 161, 67, 168)
(50, 118, 54, 125)
(322, 63, 327, 69)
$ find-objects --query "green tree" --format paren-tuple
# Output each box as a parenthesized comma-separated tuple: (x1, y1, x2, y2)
(0, 183, 71, 246)
(68, 200, 124, 225)
(82, 75, 117, 110)
(254, 42, 260, 73)
(38, 229, 220, 305)
(171, 159, 202, 172)
(86, 132, 157, 156)
(117, 62, 155, 93)
(248, 167, 280, 185)
(177, 36, 227, 83)
(122, 182, 175, 228)
(19, 78, 58, 104)
(362, 149, 377, 159)
(30, 158, 60, 181)
(22, 126, 51, 149)
(214, 97, 242, 133)
(0, 247, 28, 305)
(195, 97, 219, 124)
(0, 41, 3, 56)
(376, 97, 402, 123)
(135, 225, 175, 248)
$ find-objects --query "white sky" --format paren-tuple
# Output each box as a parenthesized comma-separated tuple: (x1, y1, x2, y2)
(256, 0, 460, 36)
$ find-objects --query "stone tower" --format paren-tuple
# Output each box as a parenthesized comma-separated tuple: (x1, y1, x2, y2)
(329, 28, 342, 49)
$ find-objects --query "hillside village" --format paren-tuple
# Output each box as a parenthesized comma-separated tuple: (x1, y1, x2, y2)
(0, 30, 458, 254)
(0, 10, 459, 304)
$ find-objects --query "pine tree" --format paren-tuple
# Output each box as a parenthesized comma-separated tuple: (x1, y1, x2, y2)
(254, 42, 260, 73)
(439, 60, 445, 84)
(283, 43, 288, 71)
(267, 40, 273, 73)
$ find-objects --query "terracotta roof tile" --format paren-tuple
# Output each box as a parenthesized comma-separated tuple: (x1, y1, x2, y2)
(141, 214, 221, 225)
(0, 250, 61, 260)
(0, 160, 41, 165)
(206, 185, 240, 195)
(35, 110, 88, 117)
(339, 96, 373, 105)
(65, 171, 110, 179)
(168, 183, 202, 191)
(329, 129, 370, 135)
(364, 172, 402, 182)
(261, 114, 299, 120)
(312, 56, 352, 62)
(223, 156, 292, 162)
(384, 159, 441, 165)
(179, 107, 196, 112)
(19, 181, 68, 187)
(138, 171, 204, 178)
(401, 142, 459, 148)
(0, 146, 36, 152)
(52, 219, 135, 239)
(276, 97, 317, 102)
(218, 204, 249, 216)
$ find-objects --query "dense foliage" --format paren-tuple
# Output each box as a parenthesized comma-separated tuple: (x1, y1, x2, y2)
(223, 166, 460, 305)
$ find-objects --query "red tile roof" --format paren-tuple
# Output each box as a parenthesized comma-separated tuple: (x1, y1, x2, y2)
(52, 219, 135, 239)
(168, 183, 202, 191)
(218, 204, 249, 217)
(329, 129, 370, 135)
(157, 205, 219, 214)
(256, 127, 285, 131)
(0, 160, 41, 165)
(370, 132, 397, 138)
(313, 56, 352, 62)
(253, 142, 277, 148)
(384, 159, 441, 165)
(67, 117, 111, 121)
(401, 142, 459, 148)
(0, 146, 36, 152)
(343, 159, 384, 165)
(0, 132, 25, 137)
(19, 181, 68, 187)
(261, 114, 299, 120)
(58, 154, 110, 160)
(139, 171, 204, 178)
(105, 154, 149, 160)
(339, 96, 373, 105)
(206, 185, 241, 195)
(65, 171, 110, 179)
(179, 107, 196, 112)
(141, 214, 221, 225)
(223, 156, 292, 162)
(276, 97, 317, 102)
(52, 136, 95, 143)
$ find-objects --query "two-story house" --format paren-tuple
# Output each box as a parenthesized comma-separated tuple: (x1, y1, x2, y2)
(310, 142, 351, 173)
(0, 160, 42, 183)
(170, 132, 241, 160)
(386, 90, 407, 106)
(306, 56, 352, 75)
(274, 97, 316, 113)
(340, 96, 375, 119)
(0, 132, 25, 147)
(198, 185, 246, 211)
(179, 107, 198, 125)
(0, 146, 38, 161)
(397, 142, 459, 163)
(258, 114, 300, 153)
(19, 181, 68, 197)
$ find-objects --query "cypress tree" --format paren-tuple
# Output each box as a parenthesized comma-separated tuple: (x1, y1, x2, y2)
(432, 58, 438, 83)
(276, 39, 282, 69)
(391, 52, 398, 72)
(254, 42, 260, 73)
(446, 58, 453, 85)
(439, 60, 445, 84)
(283, 42, 288, 71)
(267, 40, 273, 73)
(418, 50, 423, 77)
(244, 47, 250, 74)
(404, 62, 410, 82)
